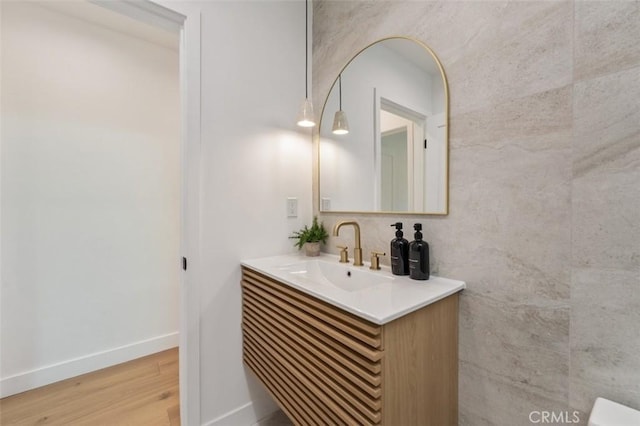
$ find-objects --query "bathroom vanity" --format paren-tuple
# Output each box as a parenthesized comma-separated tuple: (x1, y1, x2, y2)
(241, 254, 465, 425)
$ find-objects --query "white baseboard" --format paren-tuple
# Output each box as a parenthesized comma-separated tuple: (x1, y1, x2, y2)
(0, 332, 179, 398)
(203, 402, 255, 426)
(203, 400, 279, 426)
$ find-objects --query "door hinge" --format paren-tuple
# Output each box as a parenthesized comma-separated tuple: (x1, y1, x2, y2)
(182, 257, 187, 271)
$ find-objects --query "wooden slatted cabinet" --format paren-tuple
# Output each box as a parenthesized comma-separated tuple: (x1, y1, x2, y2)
(241, 267, 458, 426)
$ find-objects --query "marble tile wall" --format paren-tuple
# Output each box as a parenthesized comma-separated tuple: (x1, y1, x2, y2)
(570, 0, 640, 420)
(312, 1, 639, 424)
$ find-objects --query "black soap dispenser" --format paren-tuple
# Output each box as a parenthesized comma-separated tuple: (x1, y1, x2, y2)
(409, 223, 430, 280)
(390, 222, 410, 276)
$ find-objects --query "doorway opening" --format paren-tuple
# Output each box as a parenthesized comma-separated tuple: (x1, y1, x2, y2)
(0, 0, 191, 422)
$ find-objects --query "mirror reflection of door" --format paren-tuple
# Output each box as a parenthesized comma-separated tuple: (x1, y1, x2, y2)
(381, 127, 408, 211)
(379, 105, 425, 211)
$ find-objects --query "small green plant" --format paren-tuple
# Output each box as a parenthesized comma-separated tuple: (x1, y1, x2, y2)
(289, 216, 329, 249)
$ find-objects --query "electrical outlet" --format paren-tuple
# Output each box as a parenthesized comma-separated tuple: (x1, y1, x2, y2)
(321, 197, 331, 211)
(286, 197, 298, 217)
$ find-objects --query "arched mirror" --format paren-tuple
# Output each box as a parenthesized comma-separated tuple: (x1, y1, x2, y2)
(318, 37, 449, 215)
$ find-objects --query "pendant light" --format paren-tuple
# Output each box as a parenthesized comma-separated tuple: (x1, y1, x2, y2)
(332, 74, 349, 135)
(297, 0, 315, 127)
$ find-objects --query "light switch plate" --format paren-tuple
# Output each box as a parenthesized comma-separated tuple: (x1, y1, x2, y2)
(287, 197, 298, 217)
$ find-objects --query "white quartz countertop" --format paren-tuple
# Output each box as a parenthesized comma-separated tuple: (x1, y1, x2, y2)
(241, 253, 466, 325)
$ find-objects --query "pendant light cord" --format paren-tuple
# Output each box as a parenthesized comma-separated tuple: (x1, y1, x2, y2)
(305, 0, 309, 99)
(338, 74, 342, 110)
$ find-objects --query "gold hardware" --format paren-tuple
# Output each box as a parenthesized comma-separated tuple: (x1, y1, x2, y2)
(332, 221, 363, 266)
(337, 245, 349, 263)
(370, 251, 386, 270)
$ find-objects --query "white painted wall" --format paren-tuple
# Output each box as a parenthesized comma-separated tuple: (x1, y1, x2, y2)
(431, 75, 445, 115)
(199, 1, 313, 422)
(153, 1, 313, 424)
(425, 112, 446, 212)
(0, 2, 180, 396)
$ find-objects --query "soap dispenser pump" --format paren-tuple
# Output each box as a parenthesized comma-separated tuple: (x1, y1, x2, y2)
(409, 223, 430, 280)
(390, 222, 409, 276)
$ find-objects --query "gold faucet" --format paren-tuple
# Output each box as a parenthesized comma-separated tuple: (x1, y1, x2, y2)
(332, 221, 363, 266)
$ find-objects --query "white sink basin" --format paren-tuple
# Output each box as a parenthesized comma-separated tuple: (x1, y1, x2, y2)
(242, 253, 466, 324)
(276, 258, 393, 292)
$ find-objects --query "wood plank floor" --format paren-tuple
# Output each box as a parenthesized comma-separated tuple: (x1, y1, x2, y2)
(0, 348, 180, 426)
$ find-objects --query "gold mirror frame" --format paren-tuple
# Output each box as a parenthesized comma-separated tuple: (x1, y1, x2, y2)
(317, 36, 450, 215)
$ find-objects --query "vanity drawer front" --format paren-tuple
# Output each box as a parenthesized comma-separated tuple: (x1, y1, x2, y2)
(242, 268, 383, 425)
(242, 268, 382, 350)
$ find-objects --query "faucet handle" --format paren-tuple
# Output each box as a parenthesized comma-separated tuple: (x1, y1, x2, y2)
(370, 251, 386, 270)
(337, 245, 349, 263)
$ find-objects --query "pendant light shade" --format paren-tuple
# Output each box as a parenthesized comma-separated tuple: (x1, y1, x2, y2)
(297, 0, 315, 128)
(297, 98, 316, 127)
(332, 110, 349, 135)
(332, 74, 349, 135)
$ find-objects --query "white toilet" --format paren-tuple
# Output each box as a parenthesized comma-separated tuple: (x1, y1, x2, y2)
(588, 397, 640, 426)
